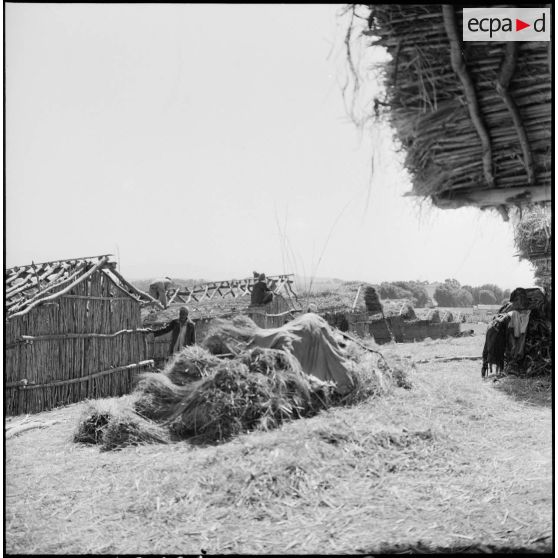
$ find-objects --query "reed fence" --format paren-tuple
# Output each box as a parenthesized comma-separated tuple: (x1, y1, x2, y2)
(6, 268, 153, 415)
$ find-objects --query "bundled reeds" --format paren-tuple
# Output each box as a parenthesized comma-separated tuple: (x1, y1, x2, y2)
(513, 206, 552, 291)
(352, 5, 551, 210)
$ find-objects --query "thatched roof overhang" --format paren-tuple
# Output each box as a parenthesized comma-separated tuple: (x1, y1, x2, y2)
(356, 3, 551, 214)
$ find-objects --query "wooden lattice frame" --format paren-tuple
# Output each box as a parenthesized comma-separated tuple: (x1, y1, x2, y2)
(165, 274, 299, 305)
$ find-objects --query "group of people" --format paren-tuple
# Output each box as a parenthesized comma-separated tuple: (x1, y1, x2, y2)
(148, 270, 275, 358)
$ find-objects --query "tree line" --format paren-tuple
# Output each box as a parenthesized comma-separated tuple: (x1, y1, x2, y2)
(372, 279, 511, 308)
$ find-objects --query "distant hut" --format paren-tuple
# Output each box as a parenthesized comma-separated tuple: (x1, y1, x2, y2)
(5, 255, 158, 415)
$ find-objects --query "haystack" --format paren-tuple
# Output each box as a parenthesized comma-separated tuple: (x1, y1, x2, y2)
(74, 315, 402, 448)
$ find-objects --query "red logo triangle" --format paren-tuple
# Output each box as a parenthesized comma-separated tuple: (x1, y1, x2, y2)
(516, 18, 530, 31)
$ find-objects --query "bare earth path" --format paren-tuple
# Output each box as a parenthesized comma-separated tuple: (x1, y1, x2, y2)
(5, 335, 552, 554)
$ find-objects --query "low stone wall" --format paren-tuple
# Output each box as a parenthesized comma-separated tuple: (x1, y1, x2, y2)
(370, 316, 460, 344)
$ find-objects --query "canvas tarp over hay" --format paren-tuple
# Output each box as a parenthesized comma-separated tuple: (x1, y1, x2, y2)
(74, 315, 402, 449)
(248, 314, 355, 395)
(351, 4, 551, 213)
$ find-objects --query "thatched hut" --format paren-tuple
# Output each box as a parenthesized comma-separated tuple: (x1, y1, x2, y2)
(142, 274, 303, 366)
(5, 255, 158, 415)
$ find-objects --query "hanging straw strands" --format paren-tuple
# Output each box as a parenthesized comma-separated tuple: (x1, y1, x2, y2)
(5, 256, 156, 415)
(352, 4, 551, 211)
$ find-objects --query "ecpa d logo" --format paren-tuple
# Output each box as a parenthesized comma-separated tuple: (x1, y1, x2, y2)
(463, 8, 550, 41)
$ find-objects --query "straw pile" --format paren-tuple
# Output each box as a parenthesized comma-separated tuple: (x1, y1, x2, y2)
(73, 397, 170, 451)
(354, 5, 551, 210)
(75, 318, 403, 449)
(135, 347, 337, 444)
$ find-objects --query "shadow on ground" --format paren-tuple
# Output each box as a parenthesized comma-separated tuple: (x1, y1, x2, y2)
(358, 539, 552, 555)
(491, 375, 552, 408)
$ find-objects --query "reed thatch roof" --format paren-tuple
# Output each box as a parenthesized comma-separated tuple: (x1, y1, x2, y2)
(355, 4, 551, 215)
(6, 255, 157, 319)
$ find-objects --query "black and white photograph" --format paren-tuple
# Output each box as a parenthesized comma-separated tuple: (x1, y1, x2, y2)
(4, 3, 552, 554)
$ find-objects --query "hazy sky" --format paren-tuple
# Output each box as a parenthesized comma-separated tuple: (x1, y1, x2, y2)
(6, 3, 536, 289)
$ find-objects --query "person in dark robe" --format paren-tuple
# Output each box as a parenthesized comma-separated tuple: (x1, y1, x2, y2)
(149, 306, 196, 357)
(251, 273, 273, 305)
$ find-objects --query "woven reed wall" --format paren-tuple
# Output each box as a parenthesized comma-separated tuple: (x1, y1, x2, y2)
(5, 270, 152, 415)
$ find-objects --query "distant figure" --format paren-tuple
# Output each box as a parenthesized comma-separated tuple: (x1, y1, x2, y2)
(149, 277, 173, 308)
(306, 303, 319, 313)
(251, 273, 273, 305)
(252, 270, 260, 279)
(150, 306, 196, 357)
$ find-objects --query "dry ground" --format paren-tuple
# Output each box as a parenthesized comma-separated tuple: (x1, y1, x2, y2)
(5, 333, 552, 554)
